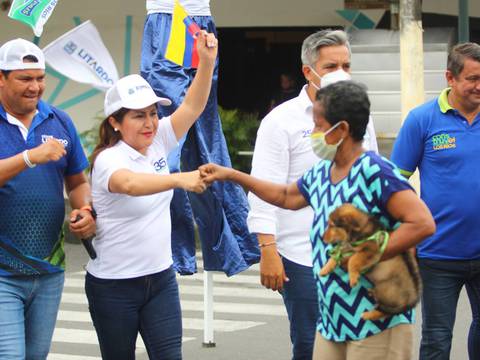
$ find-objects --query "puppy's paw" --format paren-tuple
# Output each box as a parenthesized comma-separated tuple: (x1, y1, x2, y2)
(319, 267, 332, 276)
(319, 259, 337, 276)
(349, 273, 360, 287)
(361, 309, 386, 321)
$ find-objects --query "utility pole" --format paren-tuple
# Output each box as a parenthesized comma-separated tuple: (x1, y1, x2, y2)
(458, 0, 470, 43)
(399, 0, 424, 123)
(399, 0, 423, 191)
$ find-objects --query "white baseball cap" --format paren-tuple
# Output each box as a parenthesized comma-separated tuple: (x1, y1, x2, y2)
(0, 38, 45, 71)
(104, 74, 172, 117)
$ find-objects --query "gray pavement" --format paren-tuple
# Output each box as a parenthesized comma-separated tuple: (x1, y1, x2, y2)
(50, 240, 470, 360)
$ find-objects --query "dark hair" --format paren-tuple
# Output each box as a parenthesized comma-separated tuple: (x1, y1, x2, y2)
(447, 42, 480, 78)
(315, 81, 370, 141)
(1, 55, 41, 78)
(23, 55, 39, 63)
(90, 108, 129, 170)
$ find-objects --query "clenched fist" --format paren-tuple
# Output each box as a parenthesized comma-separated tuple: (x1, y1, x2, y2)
(196, 31, 218, 67)
(199, 163, 232, 184)
(179, 170, 207, 193)
(27, 138, 66, 165)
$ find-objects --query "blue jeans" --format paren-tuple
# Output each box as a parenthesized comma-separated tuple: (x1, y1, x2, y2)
(0, 272, 64, 360)
(85, 267, 182, 360)
(418, 258, 480, 360)
(281, 257, 319, 360)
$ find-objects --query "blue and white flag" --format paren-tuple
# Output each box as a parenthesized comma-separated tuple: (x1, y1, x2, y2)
(42, 20, 119, 91)
(8, 0, 58, 37)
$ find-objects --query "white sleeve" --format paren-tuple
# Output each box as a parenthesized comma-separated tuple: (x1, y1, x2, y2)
(247, 115, 290, 236)
(154, 116, 179, 155)
(92, 150, 127, 193)
(363, 115, 379, 153)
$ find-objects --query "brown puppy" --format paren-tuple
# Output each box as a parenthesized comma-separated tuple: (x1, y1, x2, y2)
(320, 203, 422, 321)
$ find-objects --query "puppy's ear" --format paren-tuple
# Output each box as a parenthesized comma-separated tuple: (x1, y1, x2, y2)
(348, 217, 361, 230)
(337, 204, 370, 232)
(351, 214, 371, 231)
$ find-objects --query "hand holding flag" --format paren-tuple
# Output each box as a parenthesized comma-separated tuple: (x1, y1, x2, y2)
(195, 30, 218, 67)
(165, 0, 217, 68)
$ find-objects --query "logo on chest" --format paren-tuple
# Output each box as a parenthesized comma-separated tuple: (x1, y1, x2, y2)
(153, 157, 167, 172)
(41, 135, 68, 147)
(432, 133, 456, 151)
(302, 129, 312, 138)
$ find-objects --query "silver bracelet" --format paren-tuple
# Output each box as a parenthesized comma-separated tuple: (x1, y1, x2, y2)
(22, 150, 36, 168)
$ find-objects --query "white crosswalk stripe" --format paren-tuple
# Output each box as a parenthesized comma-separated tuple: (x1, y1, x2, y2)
(60, 292, 286, 316)
(49, 354, 101, 360)
(57, 310, 265, 332)
(64, 277, 279, 299)
(50, 263, 286, 359)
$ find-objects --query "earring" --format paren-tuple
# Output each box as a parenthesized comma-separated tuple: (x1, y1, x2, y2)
(114, 128, 118, 132)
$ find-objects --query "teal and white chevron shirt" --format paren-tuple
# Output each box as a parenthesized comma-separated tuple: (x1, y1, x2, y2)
(297, 151, 415, 341)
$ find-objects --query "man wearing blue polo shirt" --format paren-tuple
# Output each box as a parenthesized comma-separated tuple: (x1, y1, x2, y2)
(0, 38, 95, 359)
(391, 42, 480, 360)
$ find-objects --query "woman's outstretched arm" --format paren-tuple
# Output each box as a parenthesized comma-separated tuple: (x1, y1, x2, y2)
(199, 163, 308, 210)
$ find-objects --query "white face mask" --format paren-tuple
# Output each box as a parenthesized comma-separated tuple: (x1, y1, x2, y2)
(310, 122, 344, 161)
(309, 68, 351, 90)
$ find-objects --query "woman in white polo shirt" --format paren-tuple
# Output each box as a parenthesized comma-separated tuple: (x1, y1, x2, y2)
(85, 32, 217, 360)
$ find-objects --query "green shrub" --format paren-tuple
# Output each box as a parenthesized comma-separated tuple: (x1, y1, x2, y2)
(79, 112, 103, 167)
(218, 106, 259, 173)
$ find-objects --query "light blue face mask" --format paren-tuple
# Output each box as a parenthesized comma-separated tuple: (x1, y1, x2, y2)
(310, 122, 344, 160)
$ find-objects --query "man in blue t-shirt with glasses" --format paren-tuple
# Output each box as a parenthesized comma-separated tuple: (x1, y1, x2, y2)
(0, 38, 95, 359)
(392, 42, 480, 360)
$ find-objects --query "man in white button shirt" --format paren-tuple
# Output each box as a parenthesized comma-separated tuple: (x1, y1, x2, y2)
(247, 30, 378, 360)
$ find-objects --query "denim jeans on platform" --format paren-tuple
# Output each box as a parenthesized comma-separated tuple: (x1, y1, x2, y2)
(0, 272, 65, 360)
(85, 266, 182, 360)
(280, 256, 319, 360)
(418, 258, 480, 360)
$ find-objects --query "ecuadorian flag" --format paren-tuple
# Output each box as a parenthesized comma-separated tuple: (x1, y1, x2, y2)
(165, 1, 202, 68)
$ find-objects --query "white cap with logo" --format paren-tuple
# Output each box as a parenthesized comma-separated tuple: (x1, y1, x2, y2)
(104, 74, 172, 117)
(0, 38, 45, 71)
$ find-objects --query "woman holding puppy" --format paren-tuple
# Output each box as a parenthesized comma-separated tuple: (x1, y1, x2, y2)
(85, 31, 217, 360)
(200, 81, 435, 360)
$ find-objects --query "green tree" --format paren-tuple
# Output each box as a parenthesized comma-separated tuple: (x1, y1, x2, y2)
(218, 106, 259, 173)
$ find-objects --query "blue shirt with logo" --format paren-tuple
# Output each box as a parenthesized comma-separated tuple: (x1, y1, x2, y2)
(391, 88, 480, 260)
(0, 100, 89, 276)
(297, 152, 414, 341)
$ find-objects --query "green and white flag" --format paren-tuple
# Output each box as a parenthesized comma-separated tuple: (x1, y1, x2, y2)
(8, 0, 59, 37)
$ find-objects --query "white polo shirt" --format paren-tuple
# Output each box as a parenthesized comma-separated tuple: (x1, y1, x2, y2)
(87, 117, 178, 279)
(146, 0, 211, 15)
(247, 86, 378, 267)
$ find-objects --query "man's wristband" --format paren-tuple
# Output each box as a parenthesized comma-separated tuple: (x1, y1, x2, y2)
(22, 150, 36, 168)
(259, 241, 276, 248)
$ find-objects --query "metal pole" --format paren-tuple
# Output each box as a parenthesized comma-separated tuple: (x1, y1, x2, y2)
(203, 270, 216, 347)
(458, 0, 470, 43)
(400, 0, 424, 192)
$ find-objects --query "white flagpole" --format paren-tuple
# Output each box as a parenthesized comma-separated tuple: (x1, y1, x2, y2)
(203, 270, 216, 347)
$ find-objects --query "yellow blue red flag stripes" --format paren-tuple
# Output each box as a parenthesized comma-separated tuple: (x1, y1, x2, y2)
(165, 1, 201, 68)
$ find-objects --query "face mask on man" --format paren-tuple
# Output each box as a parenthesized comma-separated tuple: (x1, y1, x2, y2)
(309, 68, 351, 90)
(310, 121, 344, 161)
